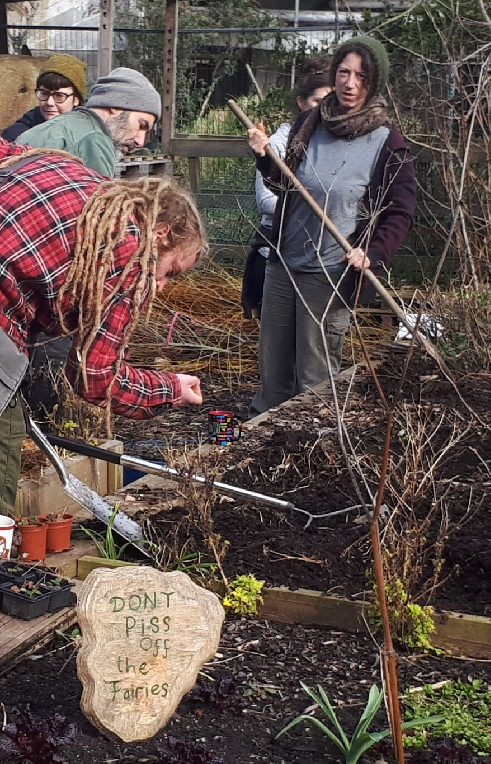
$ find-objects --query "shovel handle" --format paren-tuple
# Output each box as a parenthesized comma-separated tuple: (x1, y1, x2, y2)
(47, 434, 122, 464)
(226, 99, 442, 361)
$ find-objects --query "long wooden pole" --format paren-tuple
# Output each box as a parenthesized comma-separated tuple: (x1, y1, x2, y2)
(98, 0, 115, 78)
(226, 98, 439, 362)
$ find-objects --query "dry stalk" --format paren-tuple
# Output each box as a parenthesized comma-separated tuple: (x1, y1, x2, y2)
(144, 444, 230, 586)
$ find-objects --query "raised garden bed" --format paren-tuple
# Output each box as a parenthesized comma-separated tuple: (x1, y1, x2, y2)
(117, 354, 490, 625)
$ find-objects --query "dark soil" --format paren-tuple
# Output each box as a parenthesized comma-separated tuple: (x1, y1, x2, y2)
(113, 354, 491, 618)
(2, 618, 491, 764)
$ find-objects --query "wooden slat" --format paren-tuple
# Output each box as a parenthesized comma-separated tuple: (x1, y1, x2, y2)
(170, 136, 250, 158)
(260, 587, 364, 631)
(0, 581, 83, 677)
(44, 538, 100, 579)
(77, 556, 139, 580)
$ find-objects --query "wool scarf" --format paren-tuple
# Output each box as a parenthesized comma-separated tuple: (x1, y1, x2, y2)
(287, 92, 390, 174)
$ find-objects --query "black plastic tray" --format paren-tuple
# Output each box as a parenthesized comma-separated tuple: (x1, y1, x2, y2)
(0, 582, 51, 620)
(0, 561, 39, 584)
(32, 570, 75, 611)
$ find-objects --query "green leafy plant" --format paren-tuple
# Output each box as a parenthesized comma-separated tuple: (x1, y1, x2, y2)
(370, 579, 439, 653)
(16, 516, 44, 526)
(168, 551, 218, 576)
(403, 680, 491, 755)
(223, 574, 264, 616)
(43, 576, 65, 589)
(80, 503, 153, 560)
(55, 627, 81, 645)
(276, 683, 444, 764)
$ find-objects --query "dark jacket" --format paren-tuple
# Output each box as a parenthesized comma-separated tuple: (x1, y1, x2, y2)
(2, 107, 45, 142)
(256, 107, 417, 272)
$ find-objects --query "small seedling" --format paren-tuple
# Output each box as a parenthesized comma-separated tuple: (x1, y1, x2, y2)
(276, 683, 444, 764)
(11, 581, 43, 597)
(370, 579, 440, 653)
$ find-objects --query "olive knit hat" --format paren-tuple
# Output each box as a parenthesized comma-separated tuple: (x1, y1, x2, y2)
(331, 35, 390, 94)
(40, 53, 87, 101)
(87, 68, 162, 120)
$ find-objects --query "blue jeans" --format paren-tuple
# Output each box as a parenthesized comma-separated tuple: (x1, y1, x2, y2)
(250, 260, 351, 417)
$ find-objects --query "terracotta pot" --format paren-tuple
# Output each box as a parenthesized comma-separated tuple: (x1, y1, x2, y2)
(18, 521, 47, 562)
(38, 514, 74, 553)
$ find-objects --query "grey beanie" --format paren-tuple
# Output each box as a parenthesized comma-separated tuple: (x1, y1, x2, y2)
(87, 67, 161, 119)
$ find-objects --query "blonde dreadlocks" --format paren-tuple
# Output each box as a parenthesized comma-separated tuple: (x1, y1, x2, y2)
(54, 174, 205, 423)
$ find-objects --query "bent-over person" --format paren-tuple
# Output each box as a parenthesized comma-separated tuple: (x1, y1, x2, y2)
(0, 138, 205, 515)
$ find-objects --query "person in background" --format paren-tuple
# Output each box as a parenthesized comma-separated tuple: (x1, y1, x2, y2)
(241, 58, 331, 319)
(0, 138, 205, 516)
(17, 67, 161, 178)
(247, 36, 417, 416)
(2, 53, 87, 142)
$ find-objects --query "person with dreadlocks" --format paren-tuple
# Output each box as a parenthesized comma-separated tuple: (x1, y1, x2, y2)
(247, 36, 416, 416)
(0, 139, 205, 515)
(15, 67, 163, 422)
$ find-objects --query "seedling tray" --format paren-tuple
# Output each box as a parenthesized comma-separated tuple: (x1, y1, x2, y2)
(0, 583, 51, 620)
(0, 561, 39, 585)
(33, 570, 75, 611)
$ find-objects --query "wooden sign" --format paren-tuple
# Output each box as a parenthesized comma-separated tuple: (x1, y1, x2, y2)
(77, 566, 225, 742)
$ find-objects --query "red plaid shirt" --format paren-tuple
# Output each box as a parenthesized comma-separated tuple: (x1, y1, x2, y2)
(0, 139, 181, 418)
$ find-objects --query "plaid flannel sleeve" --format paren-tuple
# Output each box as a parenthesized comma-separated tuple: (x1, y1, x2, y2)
(65, 236, 182, 419)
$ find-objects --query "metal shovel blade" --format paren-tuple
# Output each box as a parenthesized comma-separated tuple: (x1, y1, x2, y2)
(28, 417, 152, 557)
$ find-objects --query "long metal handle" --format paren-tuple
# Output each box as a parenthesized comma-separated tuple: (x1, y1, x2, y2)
(121, 455, 299, 512)
(46, 433, 299, 513)
(226, 99, 442, 362)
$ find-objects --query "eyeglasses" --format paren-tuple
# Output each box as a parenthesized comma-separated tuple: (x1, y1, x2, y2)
(36, 88, 75, 104)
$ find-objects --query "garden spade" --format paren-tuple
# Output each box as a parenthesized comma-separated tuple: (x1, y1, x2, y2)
(44, 433, 358, 525)
(27, 417, 153, 557)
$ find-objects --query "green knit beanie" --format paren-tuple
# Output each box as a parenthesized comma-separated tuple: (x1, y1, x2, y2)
(332, 35, 390, 94)
(40, 53, 87, 101)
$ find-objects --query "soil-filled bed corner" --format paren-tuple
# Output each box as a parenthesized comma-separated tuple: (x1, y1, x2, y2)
(114, 354, 490, 619)
(2, 617, 491, 763)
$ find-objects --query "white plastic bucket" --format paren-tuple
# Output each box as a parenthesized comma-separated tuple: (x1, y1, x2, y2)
(0, 515, 15, 560)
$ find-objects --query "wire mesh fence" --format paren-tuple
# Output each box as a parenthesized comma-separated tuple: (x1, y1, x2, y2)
(4, 10, 489, 280)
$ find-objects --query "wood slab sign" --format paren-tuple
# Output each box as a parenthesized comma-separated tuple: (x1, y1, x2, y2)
(77, 567, 224, 741)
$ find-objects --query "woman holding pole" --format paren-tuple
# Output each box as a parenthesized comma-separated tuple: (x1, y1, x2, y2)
(246, 36, 417, 416)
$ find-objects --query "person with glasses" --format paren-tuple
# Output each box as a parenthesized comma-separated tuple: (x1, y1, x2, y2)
(247, 36, 416, 416)
(17, 67, 161, 179)
(2, 53, 87, 141)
